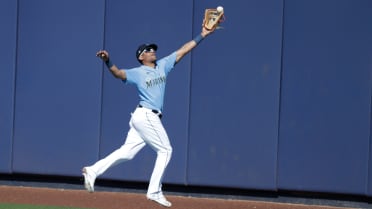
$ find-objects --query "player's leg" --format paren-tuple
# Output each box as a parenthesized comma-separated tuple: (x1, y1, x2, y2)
(90, 128, 145, 176)
(131, 109, 172, 206)
(146, 126, 172, 198)
(82, 121, 145, 192)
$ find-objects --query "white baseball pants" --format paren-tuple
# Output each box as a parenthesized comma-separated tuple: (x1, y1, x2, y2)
(88, 107, 172, 198)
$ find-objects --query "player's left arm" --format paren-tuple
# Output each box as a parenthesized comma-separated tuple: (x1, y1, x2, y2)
(96, 50, 127, 80)
(175, 27, 215, 63)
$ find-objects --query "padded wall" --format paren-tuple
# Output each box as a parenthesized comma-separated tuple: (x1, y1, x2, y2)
(1, 0, 372, 197)
(187, 0, 283, 190)
(278, 0, 372, 195)
(369, 122, 372, 196)
(98, 0, 193, 184)
(0, 0, 18, 173)
(12, 0, 105, 176)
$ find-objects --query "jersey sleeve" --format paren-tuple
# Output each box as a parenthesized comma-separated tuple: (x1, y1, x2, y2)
(159, 52, 177, 74)
(122, 68, 138, 84)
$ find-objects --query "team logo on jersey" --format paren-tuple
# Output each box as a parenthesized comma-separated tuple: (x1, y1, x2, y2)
(146, 76, 166, 88)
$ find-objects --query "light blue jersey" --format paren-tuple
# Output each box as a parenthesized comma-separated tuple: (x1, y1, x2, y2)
(123, 52, 177, 112)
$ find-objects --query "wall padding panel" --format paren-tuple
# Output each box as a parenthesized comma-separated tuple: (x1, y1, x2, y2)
(278, 0, 372, 195)
(98, 0, 193, 184)
(12, 0, 105, 176)
(187, 0, 283, 190)
(0, 0, 18, 173)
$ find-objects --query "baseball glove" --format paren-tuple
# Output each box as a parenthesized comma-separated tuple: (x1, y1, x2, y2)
(203, 7, 225, 30)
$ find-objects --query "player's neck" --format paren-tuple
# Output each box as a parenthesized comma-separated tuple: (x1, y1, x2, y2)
(143, 61, 156, 69)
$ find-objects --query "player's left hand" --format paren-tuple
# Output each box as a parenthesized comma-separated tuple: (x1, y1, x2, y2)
(96, 50, 109, 61)
(201, 25, 216, 37)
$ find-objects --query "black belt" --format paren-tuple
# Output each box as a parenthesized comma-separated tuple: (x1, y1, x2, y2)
(138, 105, 162, 119)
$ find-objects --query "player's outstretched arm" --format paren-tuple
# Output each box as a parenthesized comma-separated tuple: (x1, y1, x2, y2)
(175, 27, 215, 63)
(96, 50, 127, 80)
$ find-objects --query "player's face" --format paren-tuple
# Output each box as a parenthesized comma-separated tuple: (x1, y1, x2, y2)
(140, 48, 157, 63)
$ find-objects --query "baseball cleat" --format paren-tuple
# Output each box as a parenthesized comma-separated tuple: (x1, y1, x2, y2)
(82, 167, 96, 193)
(147, 196, 172, 207)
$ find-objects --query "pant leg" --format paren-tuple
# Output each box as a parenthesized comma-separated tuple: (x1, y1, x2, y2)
(89, 120, 146, 177)
(131, 108, 172, 197)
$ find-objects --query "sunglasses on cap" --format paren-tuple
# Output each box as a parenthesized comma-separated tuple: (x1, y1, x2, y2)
(144, 48, 155, 52)
(140, 48, 155, 56)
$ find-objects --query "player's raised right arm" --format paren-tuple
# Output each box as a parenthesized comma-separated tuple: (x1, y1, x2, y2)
(96, 50, 127, 80)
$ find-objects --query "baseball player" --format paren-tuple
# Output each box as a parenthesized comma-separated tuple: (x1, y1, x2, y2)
(82, 25, 215, 207)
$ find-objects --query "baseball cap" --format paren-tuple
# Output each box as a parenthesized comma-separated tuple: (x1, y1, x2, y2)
(136, 43, 158, 61)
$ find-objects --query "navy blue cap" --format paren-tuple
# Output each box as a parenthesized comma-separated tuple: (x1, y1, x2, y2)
(136, 43, 158, 61)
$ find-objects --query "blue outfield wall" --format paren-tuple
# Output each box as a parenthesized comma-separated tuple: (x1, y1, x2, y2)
(11, 0, 105, 176)
(0, 0, 18, 173)
(1, 0, 372, 197)
(98, 0, 193, 184)
(277, 0, 372, 196)
(187, 0, 283, 190)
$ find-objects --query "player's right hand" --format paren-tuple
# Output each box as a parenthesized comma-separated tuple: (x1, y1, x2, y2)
(96, 50, 109, 61)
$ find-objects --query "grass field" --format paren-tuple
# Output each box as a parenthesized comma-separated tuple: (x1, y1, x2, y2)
(0, 203, 94, 209)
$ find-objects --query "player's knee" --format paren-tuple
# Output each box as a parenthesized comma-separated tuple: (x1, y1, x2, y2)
(167, 145, 173, 154)
(158, 146, 172, 155)
(119, 151, 137, 161)
(167, 147, 173, 155)
(124, 154, 136, 160)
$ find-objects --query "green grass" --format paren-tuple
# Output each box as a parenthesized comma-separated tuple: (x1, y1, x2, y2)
(0, 203, 95, 209)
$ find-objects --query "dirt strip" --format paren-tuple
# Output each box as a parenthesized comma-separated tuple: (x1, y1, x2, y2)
(0, 185, 358, 209)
